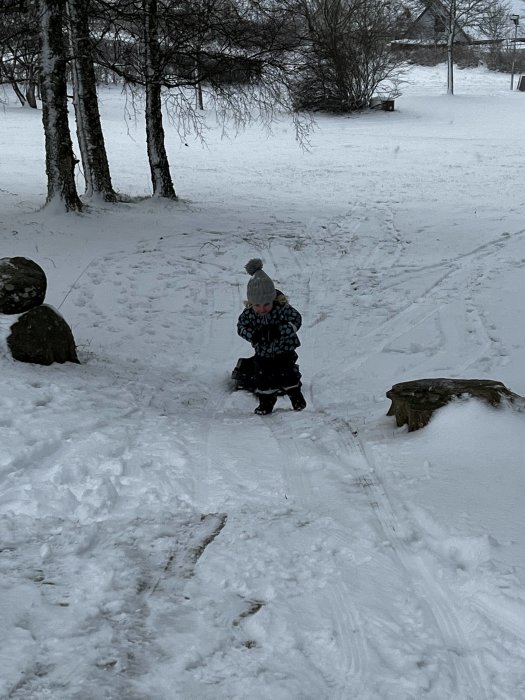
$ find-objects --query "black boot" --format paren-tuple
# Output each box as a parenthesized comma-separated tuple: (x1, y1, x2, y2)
(287, 389, 306, 411)
(254, 394, 277, 415)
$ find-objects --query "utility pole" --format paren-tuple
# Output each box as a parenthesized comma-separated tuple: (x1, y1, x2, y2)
(510, 15, 519, 90)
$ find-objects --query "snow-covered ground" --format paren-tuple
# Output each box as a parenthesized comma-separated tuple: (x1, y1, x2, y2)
(1, 64, 525, 698)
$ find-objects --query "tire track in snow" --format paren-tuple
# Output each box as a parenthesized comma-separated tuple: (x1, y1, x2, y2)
(356, 229, 525, 347)
(266, 412, 370, 698)
(320, 417, 492, 700)
(197, 407, 369, 698)
(471, 593, 525, 646)
(323, 228, 525, 384)
(200, 393, 373, 696)
(354, 201, 407, 271)
(318, 578, 368, 696)
(261, 363, 492, 697)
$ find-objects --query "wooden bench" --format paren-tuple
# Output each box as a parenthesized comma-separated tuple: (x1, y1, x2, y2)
(370, 97, 395, 112)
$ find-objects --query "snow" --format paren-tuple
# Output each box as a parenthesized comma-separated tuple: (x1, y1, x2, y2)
(1, 63, 525, 698)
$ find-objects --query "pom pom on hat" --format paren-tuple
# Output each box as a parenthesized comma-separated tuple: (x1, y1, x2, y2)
(245, 258, 276, 305)
(245, 258, 263, 275)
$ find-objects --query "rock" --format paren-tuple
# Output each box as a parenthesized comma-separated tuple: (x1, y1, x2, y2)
(386, 378, 523, 432)
(0, 257, 47, 314)
(7, 305, 80, 365)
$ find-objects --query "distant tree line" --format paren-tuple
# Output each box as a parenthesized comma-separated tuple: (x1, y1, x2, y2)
(0, 0, 513, 211)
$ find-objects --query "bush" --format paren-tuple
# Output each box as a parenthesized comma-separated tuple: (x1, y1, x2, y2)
(486, 48, 525, 73)
(398, 45, 447, 66)
(454, 45, 482, 69)
(292, 63, 371, 113)
(291, 0, 404, 114)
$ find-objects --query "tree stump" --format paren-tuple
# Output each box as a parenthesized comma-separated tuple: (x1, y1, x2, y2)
(7, 305, 80, 365)
(0, 257, 47, 313)
(386, 378, 523, 432)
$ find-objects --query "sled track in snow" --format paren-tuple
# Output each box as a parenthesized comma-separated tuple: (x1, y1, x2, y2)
(355, 228, 525, 349)
(261, 396, 493, 699)
(303, 223, 525, 385)
(318, 415, 492, 700)
(267, 411, 370, 699)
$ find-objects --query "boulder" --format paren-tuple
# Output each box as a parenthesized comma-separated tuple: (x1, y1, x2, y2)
(386, 378, 523, 432)
(0, 257, 47, 314)
(7, 304, 79, 365)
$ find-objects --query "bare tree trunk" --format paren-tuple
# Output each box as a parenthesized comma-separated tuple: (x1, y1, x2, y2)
(67, 0, 116, 201)
(195, 76, 204, 111)
(25, 56, 40, 108)
(25, 78, 38, 108)
(1, 60, 26, 105)
(194, 54, 204, 110)
(9, 76, 27, 106)
(447, 37, 454, 95)
(143, 0, 176, 199)
(38, 0, 82, 211)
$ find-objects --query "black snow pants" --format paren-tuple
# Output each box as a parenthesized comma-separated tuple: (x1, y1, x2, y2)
(253, 351, 302, 396)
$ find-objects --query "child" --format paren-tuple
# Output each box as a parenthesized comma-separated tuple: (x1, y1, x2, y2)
(237, 258, 306, 415)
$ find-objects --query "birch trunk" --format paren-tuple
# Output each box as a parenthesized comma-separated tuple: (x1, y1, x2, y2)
(67, 0, 116, 201)
(143, 0, 176, 199)
(38, 0, 82, 211)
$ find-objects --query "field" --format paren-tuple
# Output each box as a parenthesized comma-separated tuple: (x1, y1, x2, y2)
(1, 64, 525, 698)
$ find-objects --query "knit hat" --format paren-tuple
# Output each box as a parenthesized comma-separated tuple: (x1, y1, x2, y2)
(245, 258, 276, 305)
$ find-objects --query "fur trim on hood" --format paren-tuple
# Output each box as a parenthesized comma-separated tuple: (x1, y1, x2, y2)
(244, 289, 288, 308)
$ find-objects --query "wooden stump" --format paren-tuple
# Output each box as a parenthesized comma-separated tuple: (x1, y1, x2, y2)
(386, 378, 523, 432)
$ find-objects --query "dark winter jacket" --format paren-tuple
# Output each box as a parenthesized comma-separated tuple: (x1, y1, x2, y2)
(237, 291, 302, 358)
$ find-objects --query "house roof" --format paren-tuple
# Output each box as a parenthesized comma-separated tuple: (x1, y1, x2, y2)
(404, 0, 472, 43)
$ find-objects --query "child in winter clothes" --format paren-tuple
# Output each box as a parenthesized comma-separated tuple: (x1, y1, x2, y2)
(237, 259, 306, 415)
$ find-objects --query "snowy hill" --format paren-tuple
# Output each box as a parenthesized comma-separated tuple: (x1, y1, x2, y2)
(1, 65, 525, 698)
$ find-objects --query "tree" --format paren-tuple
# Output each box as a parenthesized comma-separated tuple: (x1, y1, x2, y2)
(38, 0, 82, 211)
(293, 0, 405, 112)
(476, 0, 512, 70)
(67, 0, 117, 200)
(440, 0, 494, 94)
(143, 0, 177, 198)
(0, 0, 40, 108)
(92, 0, 307, 195)
(6, 0, 310, 207)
